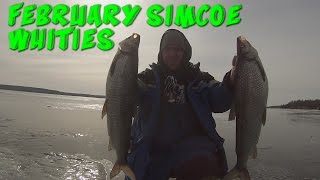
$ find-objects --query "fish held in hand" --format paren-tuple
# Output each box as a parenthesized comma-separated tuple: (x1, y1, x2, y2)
(224, 36, 268, 180)
(101, 33, 140, 180)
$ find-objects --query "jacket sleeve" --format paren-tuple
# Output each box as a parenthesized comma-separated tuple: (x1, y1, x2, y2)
(130, 76, 148, 147)
(137, 78, 146, 105)
(207, 71, 234, 113)
(136, 68, 154, 105)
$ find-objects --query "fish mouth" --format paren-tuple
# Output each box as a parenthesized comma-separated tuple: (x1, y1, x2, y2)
(237, 36, 246, 47)
(132, 33, 140, 42)
(133, 33, 140, 39)
(131, 33, 140, 44)
(237, 36, 247, 55)
(238, 36, 246, 42)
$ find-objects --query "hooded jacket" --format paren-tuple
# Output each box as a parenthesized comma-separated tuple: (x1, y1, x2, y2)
(125, 29, 233, 180)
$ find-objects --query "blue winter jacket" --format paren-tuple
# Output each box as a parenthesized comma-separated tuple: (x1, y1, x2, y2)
(126, 63, 233, 180)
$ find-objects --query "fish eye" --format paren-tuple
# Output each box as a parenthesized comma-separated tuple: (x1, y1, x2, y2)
(240, 44, 244, 48)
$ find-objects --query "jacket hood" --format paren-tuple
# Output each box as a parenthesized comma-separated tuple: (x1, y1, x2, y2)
(157, 29, 192, 63)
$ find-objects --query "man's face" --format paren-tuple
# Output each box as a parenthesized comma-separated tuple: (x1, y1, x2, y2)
(162, 46, 184, 71)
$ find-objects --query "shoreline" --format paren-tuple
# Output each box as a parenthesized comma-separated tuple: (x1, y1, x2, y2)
(267, 106, 320, 110)
(0, 84, 105, 99)
(1, 84, 319, 111)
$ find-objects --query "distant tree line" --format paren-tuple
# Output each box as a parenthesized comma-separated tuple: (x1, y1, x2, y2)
(279, 99, 320, 110)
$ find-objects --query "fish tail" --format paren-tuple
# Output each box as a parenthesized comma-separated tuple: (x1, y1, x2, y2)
(110, 162, 136, 180)
(222, 166, 250, 180)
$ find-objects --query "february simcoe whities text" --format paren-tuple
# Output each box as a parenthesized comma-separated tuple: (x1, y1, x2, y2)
(8, 2, 242, 52)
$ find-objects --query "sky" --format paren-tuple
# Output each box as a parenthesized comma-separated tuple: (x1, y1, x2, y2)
(1, 0, 320, 106)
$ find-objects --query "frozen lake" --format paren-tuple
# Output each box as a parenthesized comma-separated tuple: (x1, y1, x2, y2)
(0, 90, 319, 180)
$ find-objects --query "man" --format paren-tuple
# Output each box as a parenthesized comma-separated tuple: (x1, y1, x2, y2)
(125, 29, 234, 180)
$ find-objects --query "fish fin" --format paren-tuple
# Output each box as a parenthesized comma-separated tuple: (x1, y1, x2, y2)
(228, 102, 236, 121)
(101, 99, 108, 119)
(223, 166, 250, 180)
(250, 145, 258, 159)
(110, 163, 121, 179)
(262, 108, 267, 126)
(108, 140, 112, 151)
(110, 163, 136, 180)
(121, 164, 136, 180)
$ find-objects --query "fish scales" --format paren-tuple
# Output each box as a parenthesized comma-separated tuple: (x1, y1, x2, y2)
(107, 52, 138, 154)
(236, 61, 266, 161)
